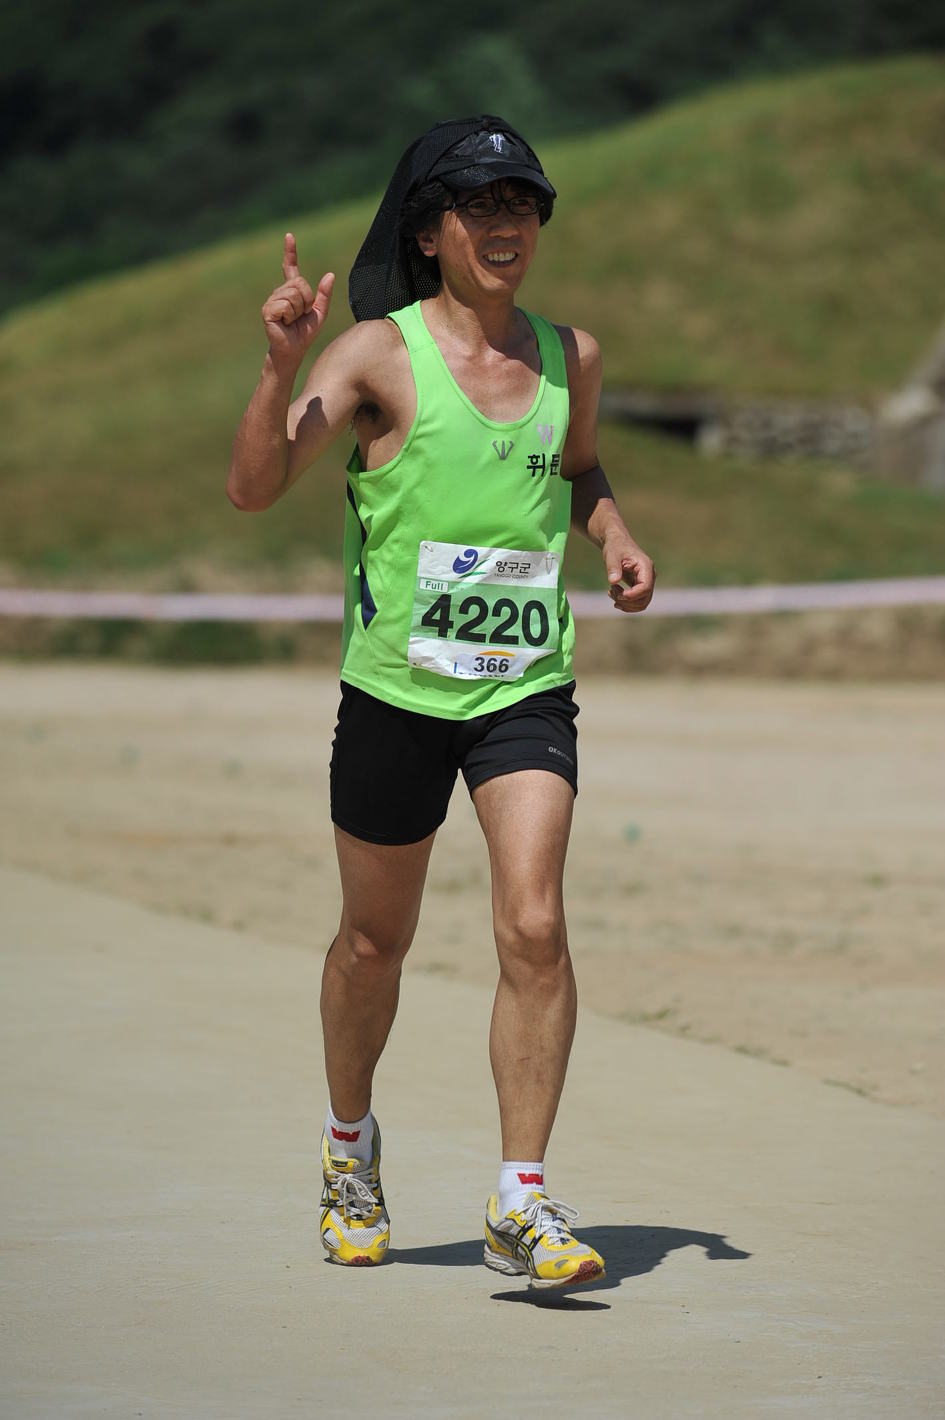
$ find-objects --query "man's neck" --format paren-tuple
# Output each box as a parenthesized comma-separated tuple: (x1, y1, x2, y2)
(424, 287, 525, 357)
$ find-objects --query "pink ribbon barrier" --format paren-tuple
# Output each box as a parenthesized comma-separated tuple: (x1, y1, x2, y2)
(0, 578, 943, 622)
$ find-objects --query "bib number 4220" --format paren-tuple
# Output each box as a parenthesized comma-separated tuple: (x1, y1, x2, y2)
(419, 593, 550, 647)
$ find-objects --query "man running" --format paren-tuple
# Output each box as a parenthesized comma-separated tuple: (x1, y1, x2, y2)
(228, 116, 655, 1289)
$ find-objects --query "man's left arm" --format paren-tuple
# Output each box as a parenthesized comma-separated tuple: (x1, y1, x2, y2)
(558, 327, 655, 613)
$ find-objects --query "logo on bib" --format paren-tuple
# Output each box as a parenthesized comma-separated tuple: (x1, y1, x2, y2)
(452, 548, 480, 575)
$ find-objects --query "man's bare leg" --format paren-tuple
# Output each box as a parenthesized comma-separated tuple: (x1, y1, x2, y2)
(472, 771, 576, 1160)
(320, 826, 436, 1121)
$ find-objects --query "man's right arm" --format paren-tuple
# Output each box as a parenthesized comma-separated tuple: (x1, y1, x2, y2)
(226, 233, 383, 511)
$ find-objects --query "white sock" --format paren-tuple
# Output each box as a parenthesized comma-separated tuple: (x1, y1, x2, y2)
(498, 1160, 545, 1217)
(325, 1105, 374, 1165)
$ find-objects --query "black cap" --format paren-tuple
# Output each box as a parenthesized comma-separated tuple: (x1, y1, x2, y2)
(428, 127, 556, 202)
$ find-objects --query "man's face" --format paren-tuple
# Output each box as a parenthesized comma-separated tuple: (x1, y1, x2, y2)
(417, 179, 541, 296)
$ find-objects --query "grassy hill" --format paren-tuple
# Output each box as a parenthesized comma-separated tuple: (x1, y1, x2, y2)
(1, 55, 944, 593)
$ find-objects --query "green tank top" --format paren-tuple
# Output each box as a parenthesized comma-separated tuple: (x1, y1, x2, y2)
(340, 299, 574, 720)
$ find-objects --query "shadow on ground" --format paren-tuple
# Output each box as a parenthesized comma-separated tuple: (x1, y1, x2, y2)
(392, 1226, 751, 1307)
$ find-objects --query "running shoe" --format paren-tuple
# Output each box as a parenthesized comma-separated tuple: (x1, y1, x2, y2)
(319, 1122, 390, 1266)
(484, 1191, 605, 1289)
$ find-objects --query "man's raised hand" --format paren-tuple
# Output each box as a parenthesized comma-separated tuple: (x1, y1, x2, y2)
(261, 233, 335, 371)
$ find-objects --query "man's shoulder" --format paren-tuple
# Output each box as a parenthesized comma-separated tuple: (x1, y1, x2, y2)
(543, 322, 601, 393)
(329, 315, 407, 364)
(320, 316, 412, 406)
(548, 323, 600, 362)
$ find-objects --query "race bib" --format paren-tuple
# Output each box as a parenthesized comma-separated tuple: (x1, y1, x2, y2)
(408, 541, 560, 681)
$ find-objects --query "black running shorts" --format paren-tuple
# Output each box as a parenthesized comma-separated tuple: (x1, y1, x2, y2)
(329, 680, 579, 845)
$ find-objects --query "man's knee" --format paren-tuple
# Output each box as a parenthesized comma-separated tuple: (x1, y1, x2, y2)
(494, 900, 568, 976)
(332, 921, 413, 976)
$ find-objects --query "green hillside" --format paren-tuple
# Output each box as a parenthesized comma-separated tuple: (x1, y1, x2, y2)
(1, 56, 944, 590)
(6, 0, 942, 315)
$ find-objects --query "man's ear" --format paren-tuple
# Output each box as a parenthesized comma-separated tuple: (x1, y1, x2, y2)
(415, 226, 439, 258)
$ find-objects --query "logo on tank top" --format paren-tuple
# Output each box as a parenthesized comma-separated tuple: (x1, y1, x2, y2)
(451, 548, 481, 576)
(492, 438, 514, 461)
(536, 424, 555, 445)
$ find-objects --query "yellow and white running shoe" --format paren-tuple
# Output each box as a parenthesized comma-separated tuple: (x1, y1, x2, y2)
(484, 1191, 605, 1289)
(319, 1124, 389, 1266)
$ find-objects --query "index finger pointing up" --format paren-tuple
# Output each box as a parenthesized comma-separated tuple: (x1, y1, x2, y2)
(282, 231, 300, 281)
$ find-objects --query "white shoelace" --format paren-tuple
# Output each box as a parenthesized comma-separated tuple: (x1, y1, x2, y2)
(519, 1194, 580, 1244)
(335, 1169, 379, 1221)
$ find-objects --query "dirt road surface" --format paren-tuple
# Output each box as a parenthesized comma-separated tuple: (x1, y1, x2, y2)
(2, 665, 943, 1415)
